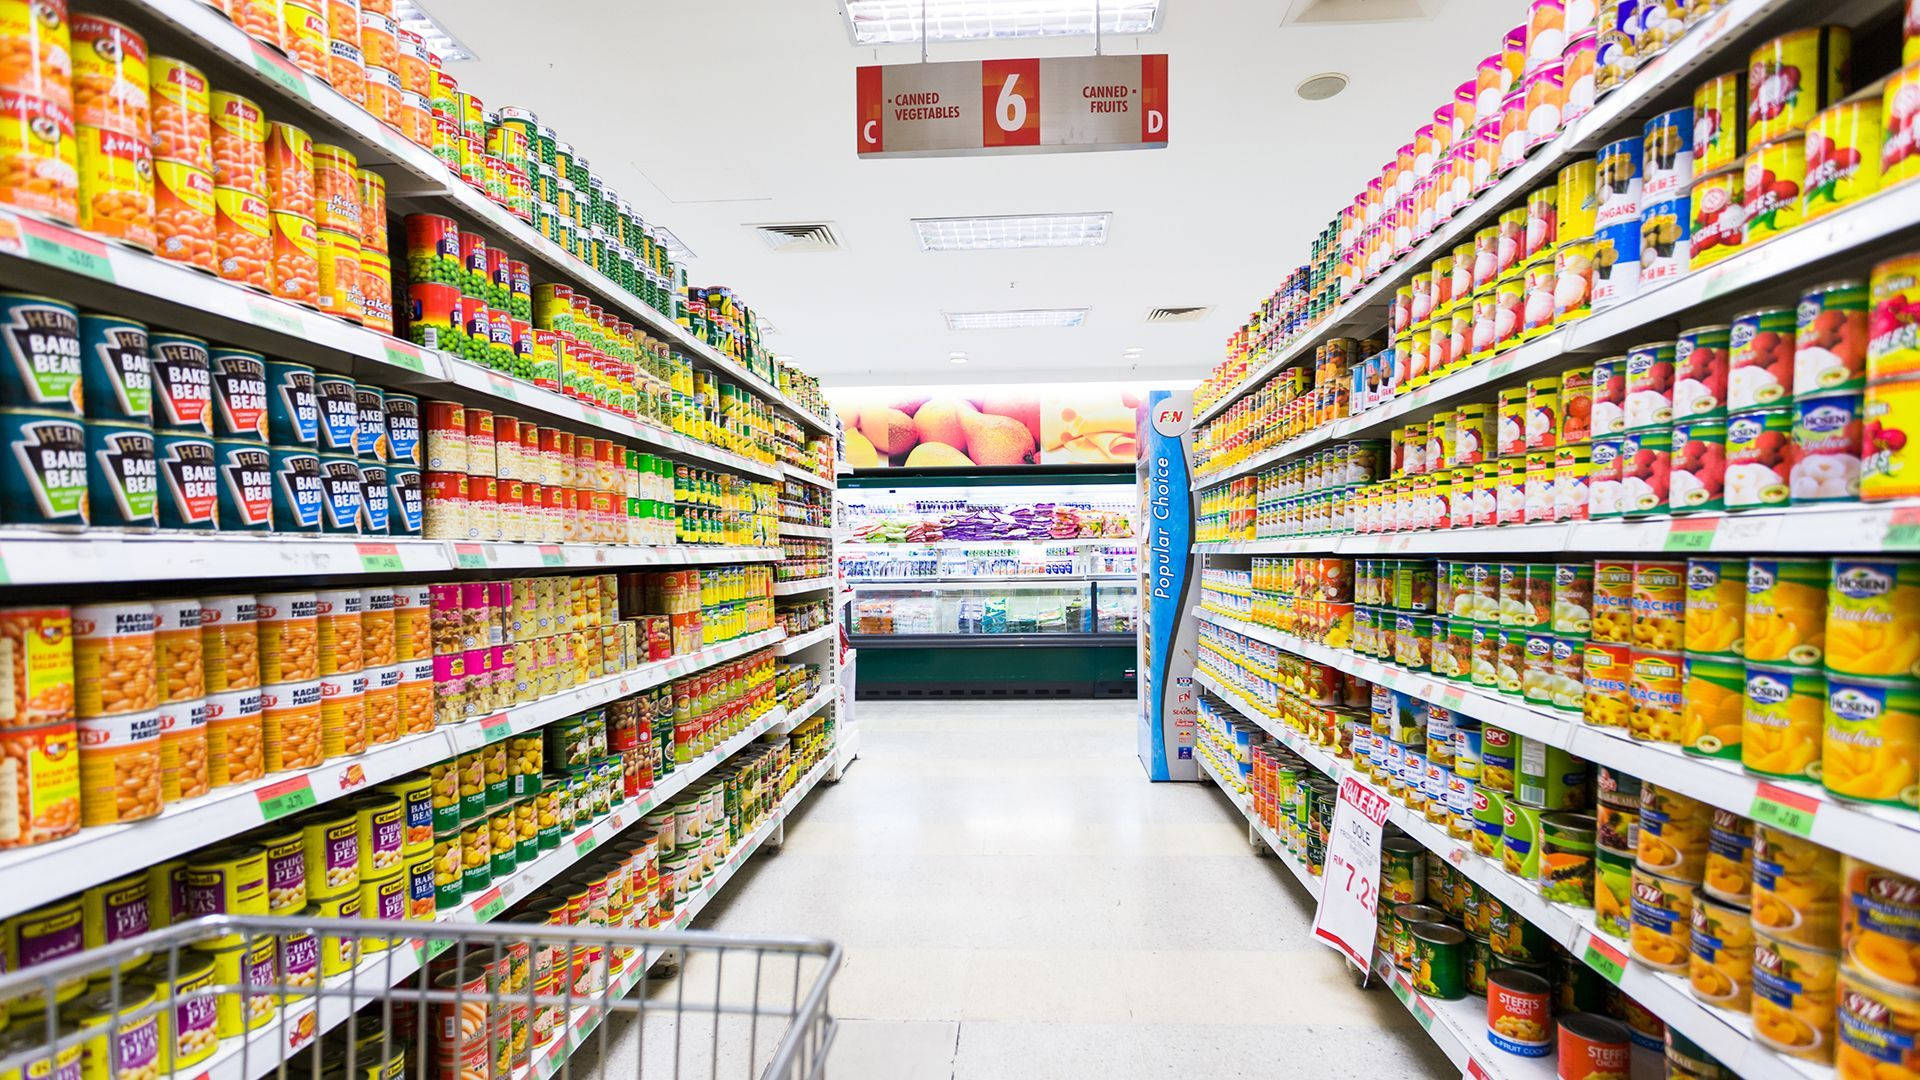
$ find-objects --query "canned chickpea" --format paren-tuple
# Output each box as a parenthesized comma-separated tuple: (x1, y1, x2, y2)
(256, 591, 318, 684)
(62, 978, 161, 1080)
(309, 893, 360, 975)
(192, 934, 276, 1036)
(353, 791, 405, 876)
(275, 924, 318, 1003)
(260, 827, 305, 914)
(301, 808, 359, 899)
(198, 594, 258, 693)
(79, 871, 149, 960)
(0, 605, 73, 727)
(202, 685, 261, 786)
(138, 951, 217, 1070)
(183, 842, 267, 943)
(259, 678, 321, 771)
(357, 866, 406, 952)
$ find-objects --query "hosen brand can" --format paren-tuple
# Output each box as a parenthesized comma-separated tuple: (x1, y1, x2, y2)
(318, 455, 361, 534)
(155, 430, 217, 530)
(312, 373, 358, 454)
(263, 360, 317, 446)
(0, 410, 88, 527)
(208, 348, 266, 440)
(268, 445, 322, 531)
(87, 420, 156, 528)
(213, 439, 270, 531)
(0, 293, 82, 413)
(78, 314, 150, 421)
(149, 334, 211, 433)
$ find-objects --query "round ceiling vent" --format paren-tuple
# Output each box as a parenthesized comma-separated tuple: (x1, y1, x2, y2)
(1297, 72, 1350, 101)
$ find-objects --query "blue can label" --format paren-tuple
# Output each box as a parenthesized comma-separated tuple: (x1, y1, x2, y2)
(354, 384, 387, 460)
(313, 374, 360, 454)
(150, 335, 210, 433)
(264, 362, 317, 446)
(1595, 137, 1644, 229)
(269, 446, 322, 532)
(359, 462, 389, 534)
(383, 393, 419, 466)
(319, 455, 363, 534)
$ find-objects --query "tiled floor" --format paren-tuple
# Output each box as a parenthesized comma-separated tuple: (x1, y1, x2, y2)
(585, 699, 1454, 1079)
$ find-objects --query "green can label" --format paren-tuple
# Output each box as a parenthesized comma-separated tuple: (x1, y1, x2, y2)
(2, 411, 88, 525)
(80, 315, 151, 422)
(0, 294, 80, 412)
(1681, 653, 1746, 759)
(87, 421, 156, 527)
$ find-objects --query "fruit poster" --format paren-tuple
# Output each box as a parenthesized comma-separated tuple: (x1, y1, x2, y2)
(832, 385, 1143, 468)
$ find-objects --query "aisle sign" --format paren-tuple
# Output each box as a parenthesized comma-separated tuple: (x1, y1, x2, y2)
(857, 54, 1168, 157)
(1311, 776, 1391, 971)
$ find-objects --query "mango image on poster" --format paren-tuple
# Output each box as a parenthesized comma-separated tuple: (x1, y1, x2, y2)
(1743, 665, 1826, 782)
(1043, 394, 1142, 464)
(1825, 560, 1920, 679)
(1822, 674, 1920, 810)
(1745, 559, 1829, 667)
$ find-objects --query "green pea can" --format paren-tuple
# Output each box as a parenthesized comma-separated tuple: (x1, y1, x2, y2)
(1, 409, 88, 527)
(86, 419, 156, 528)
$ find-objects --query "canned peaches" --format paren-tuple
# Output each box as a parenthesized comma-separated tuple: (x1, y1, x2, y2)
(1689, 893, 1754, 1010)
(1836, 969, 1920, 1077)
(1752, 931, 1839, 1062)
(1843, 856, 1920, 990)
(148, 56, 208, 171)
(1746, 558, 1828, 668)
(1629, 865, 1694, 971)
(1743, 664, 1825, 782)
(1638, 782, 1710, 882)
(1629, 561, 1684, 651)
(1822, 673, 1920, 810)
(1680, 654, 1743, 760)
(1683, 558, 1746, 657)
(225, 0, 278, 44)
(153, 160, 213, 271)
(1825, 560, 1920, 679)
(1753, 824, 1842, 948)
(0, 86, 77, 222)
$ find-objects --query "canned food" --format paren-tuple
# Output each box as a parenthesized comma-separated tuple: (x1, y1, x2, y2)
(1630, 865, 1695, 971)
(1638, 782, 1710, 881)
(1669, 417, 1726, 513)
(1744, 137, 1805, 248)
(1486, 968, 1553, 1056)
(1704, 809, 1755, 903)
(1747, 26, 1851, 147)
(1692, 71, 1745, 178)
(1805, 99, 1882, 221)
(149, 333, 209, 433)
(1743, 664, 1824, 783)
(1681, 653, 1744, 761)
(1689, 165, 1742, 268)
(1746, 558, 1828, 668)
(202, 685, 261, 785)
(1842, 855, 1920, 989)
(259, 677, 321, 770)
(1639, 195, 1689, 284)
(1725, 407, 1794, 509)
(193, 934, 275, 1035)
(1752, 931, 1839, 1062)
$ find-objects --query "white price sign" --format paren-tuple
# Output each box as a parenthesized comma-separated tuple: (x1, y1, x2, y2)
(1311, 776, 1392, 971)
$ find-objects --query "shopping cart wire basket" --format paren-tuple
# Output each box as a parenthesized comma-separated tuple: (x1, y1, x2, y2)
(0, 915, 839, 1080)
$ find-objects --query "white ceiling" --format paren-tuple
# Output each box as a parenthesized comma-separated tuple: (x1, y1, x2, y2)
(432, 1, 1517, 388)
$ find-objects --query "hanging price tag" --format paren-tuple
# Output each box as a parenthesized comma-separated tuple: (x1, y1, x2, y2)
(356, 542, 404, 572)
(1311, 776, 1391, 971)
(573, 831, 599, 856)
(257, 775, 317, 821)
(245, 298, 304, 336)
(1663, 517, 1719, 552)
(1885, 508, 1920, 551)
(1749, 781, 1820, 837)
(382, 343, 427, 373)
(1581, 932, 1627, 984)
(537, 545, 565, 566)
(20, 219, 112, 281)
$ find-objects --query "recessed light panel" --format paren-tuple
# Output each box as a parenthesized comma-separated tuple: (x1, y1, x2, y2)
(944, 308, 1088, 331)
(392, 0, 476, 61)
(844, 0, 1161, 45)
(913, 213, 1111, 252)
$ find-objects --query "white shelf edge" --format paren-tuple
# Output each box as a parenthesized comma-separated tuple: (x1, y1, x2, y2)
(775, 624, 836, 655)
(781, 463, 838, 490)
(778, 522, 835, 539)
(772, 577, 837, 597)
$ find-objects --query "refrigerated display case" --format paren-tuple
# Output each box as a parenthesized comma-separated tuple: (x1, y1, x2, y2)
(840, 470, 1139, 697)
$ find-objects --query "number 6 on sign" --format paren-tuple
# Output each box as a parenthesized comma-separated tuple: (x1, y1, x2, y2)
(982, 59, 1039, 147)
(1311, 776, 1392, 974)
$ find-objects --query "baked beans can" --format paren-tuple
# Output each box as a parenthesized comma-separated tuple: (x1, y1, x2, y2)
(70, 15, 146, 135)
(1744, 137, 1805, 248)
(312, 143, 357, 234)
(262, 360, 316, 446)
(208, 348, 267, 440)
(212, 185, 269, 288)
(1557, 1013, 1632, 1079)
(149, 333, 210, 433)
(0, 408, 86, 527)
(76, 704, 161, 825)
(311, 371, 357, 454)
(0, 86, 78, 224)
(387, 463, 421, 535)
(278, 1, 327, 81)
(267, 210, 316, 305)
(208, 91, 264, 195)
(0, 0, 71, 105)
(316, 227, 362, 321)
(263, 122, 312, 217)
(0, 293, 81, 413)
(383, 390, 419, 466)
(85, 419, 155, 528)
(267, 444, 321, 531)
(0, 719, 78, 847)
(1806, 98, 1882, 221)
(153, 429, 215, 530)
(1748, 27, 1851, 148)
(318, 453, 362, 533)
(212, 438, 270, 531)
(153, 159, 214, 272)
(1639, 195, 1690, 283)
(74, 313, 148, 423)
(354, 167, 385, 248)
(326, 38, 364, 105)
(359, 248, 392, 333)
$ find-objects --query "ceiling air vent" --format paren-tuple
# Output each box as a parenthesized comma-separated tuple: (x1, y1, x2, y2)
(750, 222, 843, 253)
(1144, 305, 1212, 324)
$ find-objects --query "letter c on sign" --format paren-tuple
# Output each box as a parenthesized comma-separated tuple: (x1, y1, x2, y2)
(863, 119, 879, 145)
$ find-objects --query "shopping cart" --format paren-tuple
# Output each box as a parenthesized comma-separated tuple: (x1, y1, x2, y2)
(0, 916, 839, 1080)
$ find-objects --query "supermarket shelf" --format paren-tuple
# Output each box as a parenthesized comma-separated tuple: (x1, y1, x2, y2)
(782, 463, 838, 490)
(773, 576, 836, 596)
(846, 573, 1134, 585)
(118, 0, 833, 436)
(1198, 173, 1920, 488)
(840, 537, 1135, 549)
(0, 627, 785, 920)
(848, 631, 1129, 649)
(0, 534, 783, 587)
(779, 754, 836, 819)
(1193, 669, 1821, 1080)
(1193, 0, 1814, 427)
(1193, 499, 1920, 557)
(771, 687, 835, 735)
(1195, 751, 1323, 900)
(1193, 605, 1920, 882)
(776, 624, 836, 655)
(779, 522, 835, 539)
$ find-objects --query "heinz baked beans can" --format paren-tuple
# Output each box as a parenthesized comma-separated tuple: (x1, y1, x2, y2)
(0, 408, 87, 528)
(86, 419, 155, 529)
(385, 463, 420, 536)
(211, 438, 270, 531)
(383, 391, 418, 466)
(149, 333, 209, 434)
(262, 360, 317, 446)
(267, 444, 321, 532)
(77, 313, 149, 421)
(0, 293, 81, 413)
(153, 429, 215, 530)
(208, 348, 266, 439)
(318, 453, 362, 534)
(312, 372, 359, 455)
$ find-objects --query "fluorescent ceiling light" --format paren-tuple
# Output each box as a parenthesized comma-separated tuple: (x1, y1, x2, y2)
(913, 212, 1111, 252)
(392, 0, 475, 61)
(654, 226, 696, 263)
(944, 308, 1088, 331)
(1121, 346, 1144, 358)
(949, 352, 969, 364)
(844, 0, 1162, 44)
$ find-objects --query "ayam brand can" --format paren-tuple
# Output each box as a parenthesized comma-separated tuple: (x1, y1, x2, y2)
(312, 372, 359, 454)
(149, 334, 211, 434)
(0, 293, 81, 414)
(262, 360, 317, 446)
(208, 349, 266, 440)
(154, 430, 217, 530)
(268, 445, 322, 531)
(79, 314, 150, 422)
(0, 409, 88, 528)
(384, 391, 419, 467)
(318, 454, 362, 534)
(213, 439, 271, 531)
(87, 420, 156, 528)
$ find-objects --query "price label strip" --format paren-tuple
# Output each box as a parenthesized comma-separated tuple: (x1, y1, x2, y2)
(1581, 931, 1628, 985)
(257, 775, 318, 821)
(1885, 508, 1920, 551)
(1663, 516, 1719, 552)
(1750, 781, 1821, 837)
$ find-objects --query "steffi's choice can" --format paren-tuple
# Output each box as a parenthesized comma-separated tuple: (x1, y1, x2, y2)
(78, 314, 150, 421)
(208, 349, 267, 440)
(268, 445, 323, 532)
(312, 373, 359, 455)
(0, 295, 81, 415)
(213, 439, 271, 531)
(0, 410, 88, 528)
(154, 430, 217, 530)
(263, 360, 317, 446)
(87, 420, 156, 528)
(150, 334, 211, 433)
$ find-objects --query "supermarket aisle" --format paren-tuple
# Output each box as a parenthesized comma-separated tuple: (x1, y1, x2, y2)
(615, 699, 1453, 1079)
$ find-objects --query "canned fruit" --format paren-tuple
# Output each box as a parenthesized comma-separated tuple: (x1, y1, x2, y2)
(1670, 417, 1727, 512)
(1631, 865, 1694, 971)
(1744, 137, 1805, 246)
(1639, 782, 1710, 881)
(1674, 325, 1730, 419)
(1805, 99, 1882, 220)
(1753, 824, 1841, 948)
(1689, 165, 1742, 268)
(1681, 654, 1744, 759)
(1618, 428, 1670, 514)
(1822, 673, 1920, 810)
(1790, 392, 1863, 503)
(1746, 559, 1828, 668)
(1743, 664, 1825, 783)
(1747, 26, 1852, 147)
(1724, 407, 1794, 509)
(1836, 969, 1920, 1077)
(1843, 856, 1920, 989)
(1796, 280, 1868, 396)
(1640, 195, 1690, 284)
(1685, 558, 1747, 657)
(1866, 377, 1920, 500)
(1871, 254, 1920, 382)
(1690, 893, 1755, 1010)
(1828, 560, 1920, 679)
(1623, 342, 1674, 430)
(1731, 307, 1797, 409)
